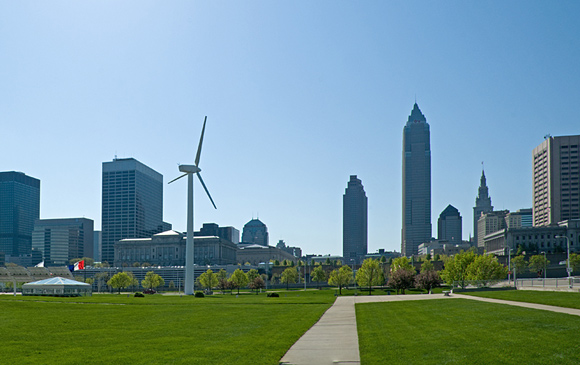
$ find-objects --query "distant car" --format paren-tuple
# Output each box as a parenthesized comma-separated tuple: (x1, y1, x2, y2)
(143, 288, 156, 294)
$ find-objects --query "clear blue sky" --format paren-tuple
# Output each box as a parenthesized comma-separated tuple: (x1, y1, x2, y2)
(2, 1, 580, 256)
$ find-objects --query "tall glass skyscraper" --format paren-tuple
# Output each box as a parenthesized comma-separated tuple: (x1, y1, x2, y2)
(343, 175, 367, 264)
(101, 158, 164, 264)
(402, 103, 431, 256)
(0, 171, 40, 260)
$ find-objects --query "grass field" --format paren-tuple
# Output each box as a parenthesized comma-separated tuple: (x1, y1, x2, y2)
(356, 298, 580, 364)
(463, 289, 580, 310)
(0, 290, 334, 364)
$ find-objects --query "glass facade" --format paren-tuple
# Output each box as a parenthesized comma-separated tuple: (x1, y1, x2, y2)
(0, 171, 40, 258)
(101, 158, 163, 264)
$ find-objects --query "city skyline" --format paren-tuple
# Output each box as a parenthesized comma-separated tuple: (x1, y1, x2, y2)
(3, 2, 580, 256)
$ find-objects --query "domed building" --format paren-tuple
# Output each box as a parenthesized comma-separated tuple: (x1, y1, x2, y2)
(241, 219, 269, 246)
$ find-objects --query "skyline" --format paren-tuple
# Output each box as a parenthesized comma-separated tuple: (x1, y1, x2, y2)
(3, 2, 580, 256)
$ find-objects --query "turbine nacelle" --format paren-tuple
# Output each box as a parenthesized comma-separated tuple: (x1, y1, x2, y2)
(179, 165, 201, 174)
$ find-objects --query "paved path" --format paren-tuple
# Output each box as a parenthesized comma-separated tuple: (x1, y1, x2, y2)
(280, 292, 580, 365)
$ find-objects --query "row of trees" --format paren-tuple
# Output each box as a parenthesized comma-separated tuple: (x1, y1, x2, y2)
(107, 271, 165, 293)
(197, 268, 266, 294)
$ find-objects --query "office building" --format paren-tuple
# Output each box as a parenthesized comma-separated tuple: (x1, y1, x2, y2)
(506, 209, 533, 229)
(32, 218, 94, 266)
(473, 169, 493, 242)
(0, 171, 40, 262)
(438, 205, 462, 245)
(195, 223, 239, 244)
(93, 231, 102, 262)
(343, 175, 368, 264)
(241, 218, 269, 246)
(533, 135, 580, 226)
(101, 158, 167, 264)
(477, 210, 508, 247)
(402, 103, 432, 256)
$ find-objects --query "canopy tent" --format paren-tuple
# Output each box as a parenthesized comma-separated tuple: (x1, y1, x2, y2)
(22, 277, 92, 297)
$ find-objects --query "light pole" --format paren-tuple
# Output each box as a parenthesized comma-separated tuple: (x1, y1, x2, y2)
(556, 235, 572, 288)
(541, 251, 546, 288)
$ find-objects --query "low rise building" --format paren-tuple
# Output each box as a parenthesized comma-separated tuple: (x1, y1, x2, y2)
(236, 244, 297, 265)
(484, 219, 580, 255)
(114, 230, 238, 267)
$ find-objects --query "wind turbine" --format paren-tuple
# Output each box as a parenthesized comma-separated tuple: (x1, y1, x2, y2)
(168, 116, 217, 295)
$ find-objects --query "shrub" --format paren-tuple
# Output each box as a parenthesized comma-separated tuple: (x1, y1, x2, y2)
(267, 292, 279, 297)
(134, 292, 144, 297)
(194, 291, 205, 298)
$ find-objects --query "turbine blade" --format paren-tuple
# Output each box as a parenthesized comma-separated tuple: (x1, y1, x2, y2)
(197, 173, 217, 209)
(168, 173, 187, 184)
(195, 116, 207, 167)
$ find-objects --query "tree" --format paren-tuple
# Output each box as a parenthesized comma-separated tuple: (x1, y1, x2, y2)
(328, 265, 352, 295)
(388, 268, 415, 294)
(529, 255, 550, 277)
(511, 255, 527, 276)
(108, 272, 133, 294)
(128, 272, 139, 292)
(273, 259, 280, 266)
(356, 258, 384, 295)
(570, 253, 580, 273)
(198, 269, 219, 291)
(247, 269, 260, 284)
(248, 276, 265, 294)
(466, 254, 508, 287)
(415, 270, 441, 293)
(95, 272, 110, 293)
(434, 254, 440, 261)
(325, 258, 331, 265)
(141, 271, 165, 290)
(132, 262, 141, 267)
(440, 250, 477, 288)
(216, 269, 229, 293)
(141, 262, 151, 268)
(516, 244, 525, 256)
(420, 260, 434, 273)
(168, 280, 176, 291)
(281, 267, 298, 290)
(311, 265, 326, 289)
(380, 255, 387, 263)
(229, 269, 249, 294)
(391, 257, 415, 273)
(425, 253, 432, 261)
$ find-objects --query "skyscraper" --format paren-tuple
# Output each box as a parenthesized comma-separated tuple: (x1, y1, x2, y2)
(473, 169, 493, 241)
(533, 135, 580, 226)
(438, 205, 462, 245)
(402, 103, 431, 256)
(101, 158, 164, 264)
(343, 175, 367, 264)
(32, 218, 94, 266)
(241, 218, 269, 246)
(0, 171, 40, 262)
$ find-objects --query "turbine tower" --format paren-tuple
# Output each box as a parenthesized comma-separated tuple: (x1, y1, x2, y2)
(168, 116, 217, 295)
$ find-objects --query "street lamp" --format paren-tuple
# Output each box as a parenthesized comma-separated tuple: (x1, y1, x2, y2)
(556, 235, 572, 288)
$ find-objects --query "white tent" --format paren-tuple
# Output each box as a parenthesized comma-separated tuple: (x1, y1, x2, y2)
(22, 277, 92, 297)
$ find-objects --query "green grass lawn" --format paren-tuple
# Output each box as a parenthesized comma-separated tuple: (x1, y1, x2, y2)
(0, 290, 334, 364)
(356, 298, 580, 364)
(462, 289, 580, 310)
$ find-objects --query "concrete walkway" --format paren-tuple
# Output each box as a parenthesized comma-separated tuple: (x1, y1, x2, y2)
(280, 296, 360, 365)
(279, 292, 580, 364)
